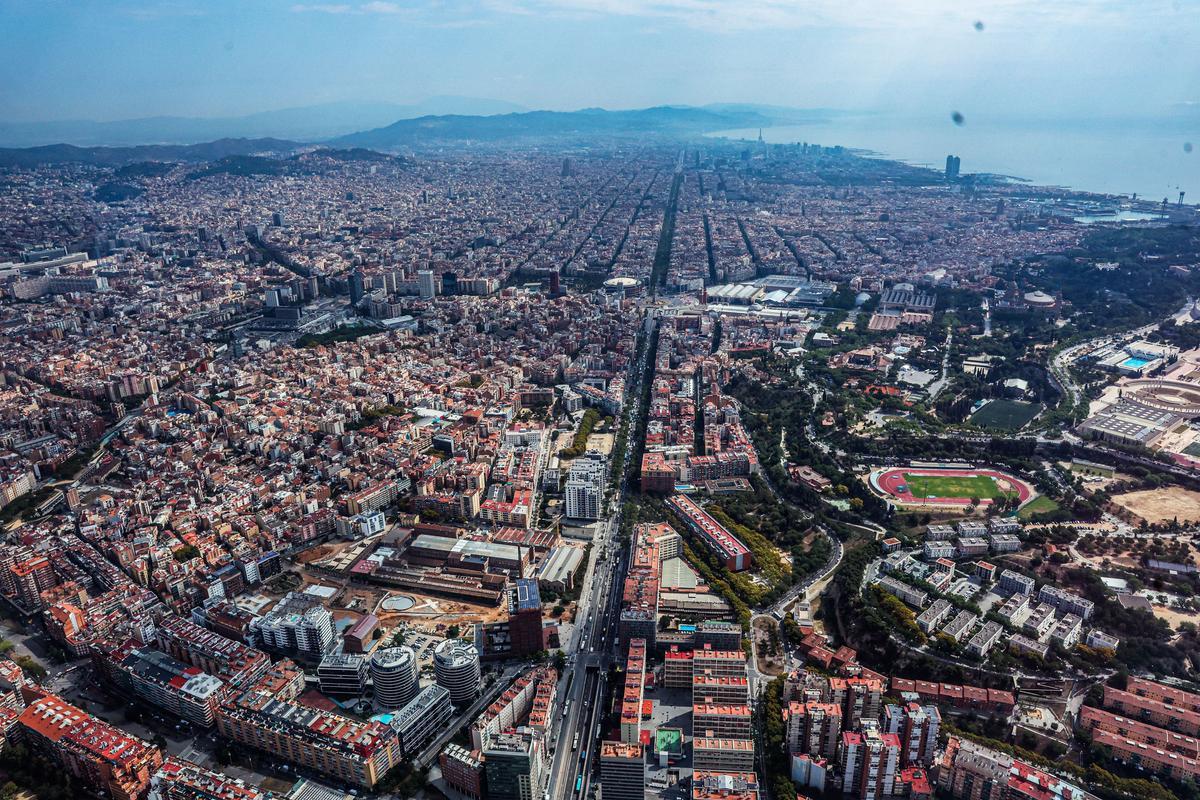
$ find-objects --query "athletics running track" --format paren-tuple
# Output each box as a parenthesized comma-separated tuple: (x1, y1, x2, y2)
(869, 466, 1035, 507)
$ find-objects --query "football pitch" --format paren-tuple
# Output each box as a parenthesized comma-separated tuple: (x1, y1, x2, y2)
(968, 400, 1042, 432)
(902, 473, 1013, 500)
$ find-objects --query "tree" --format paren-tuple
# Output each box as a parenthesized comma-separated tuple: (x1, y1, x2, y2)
(13, 655, 45, 682)
(173, 544, 201, 562)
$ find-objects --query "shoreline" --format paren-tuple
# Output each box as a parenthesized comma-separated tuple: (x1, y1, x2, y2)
(707, 121, 1198, 211)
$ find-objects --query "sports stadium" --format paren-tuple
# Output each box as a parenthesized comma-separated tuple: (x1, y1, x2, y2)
(869, 464, 1036, 508)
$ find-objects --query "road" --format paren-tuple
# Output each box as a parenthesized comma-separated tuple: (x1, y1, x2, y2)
(547, 315, 653, 800)
(765, 526, 844, 621)
(1048, 307, 1187, 418)
(925, 328, 954, 402)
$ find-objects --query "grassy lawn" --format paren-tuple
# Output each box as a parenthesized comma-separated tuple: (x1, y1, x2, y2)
(1018, 495, 1060, 519)
(969, 399, 1043, 432)
(903, 473, 1011, 500)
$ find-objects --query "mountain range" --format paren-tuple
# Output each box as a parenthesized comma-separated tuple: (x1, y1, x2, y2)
(0, 97, 529, 148)
(0, 103, 836, 168)
(329, 104, 815, 149)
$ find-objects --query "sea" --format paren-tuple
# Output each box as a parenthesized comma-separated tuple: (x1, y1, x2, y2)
(712, 112, 1199, 204)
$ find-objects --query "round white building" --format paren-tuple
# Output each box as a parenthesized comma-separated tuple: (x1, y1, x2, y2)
(433, 639, 481, 705)
(370, 646, 418, 710)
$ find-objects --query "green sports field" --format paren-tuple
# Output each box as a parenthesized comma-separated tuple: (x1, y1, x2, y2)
(969, 400, 1042, 432)
(1018, 495, 1060, 519)
(903, 473, 1013, 500)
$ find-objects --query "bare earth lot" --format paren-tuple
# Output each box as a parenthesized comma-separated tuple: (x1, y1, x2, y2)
(1112, 487, 1200, 524)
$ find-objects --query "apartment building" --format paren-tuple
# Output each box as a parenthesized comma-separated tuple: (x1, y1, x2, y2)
(966, 621, 1004, 658)
(692, 771, 760, 800)
(618, 525, 661, 652)
(1125, 677, 1200, 713)
(830, 676, 884, 729)
(1080, 705, 1200, 758)
(1088, 726, 1200, 781)
(95, 641, 225, 727)
(936, 737, 1012, 800)
(149, 758, 273, 800)
(600, 741, 645, 800)
(391, 685, 453, 755)
(695, 620, 742, 651)
(250, 592, 335, 661)
(923, 542, 956, 561)
(1021, 604, 1057, 639)
(439, 744, 485, 800)
(471, 665, 557, 750)
(841, 729, 901, 800)
(215, 690, 402, 788)
(884, 703, 941, 766)
(938, 737, 1095, 800)
(565, 453, 607, 520)
(155, 615, 269, 687)
(998, 570, 1035, 596)
(483, 729, 548, 800)
(785, 701, 842, 759)
(1037, 585, 1094, 620)
(693, 675, 750, 705)
(666, 494, 752, 572)
(917, 599, 953, 634)
(621, 639, 648, 745)
(663, 647, 694, 689)
(19, 692, 163, 800)
(693, 645, 748, 680)
(1009, 634, 1050, 660)
(693, 737, 756, 772)
(875, 576, 928, 609)
(941, 610, 979, 642)
(693, 703, 753, 740)
(1048, 614, 1083, 649)
(1104, 681, 1200, 735)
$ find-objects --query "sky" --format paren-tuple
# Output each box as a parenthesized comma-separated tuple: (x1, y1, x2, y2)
(1, 0, 1198, 123)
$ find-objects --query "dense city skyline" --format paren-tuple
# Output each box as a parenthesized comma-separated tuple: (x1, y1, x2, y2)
(2, 5, 1200, 800)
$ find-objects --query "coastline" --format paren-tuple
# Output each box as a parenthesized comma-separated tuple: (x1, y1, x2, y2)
(707, 116, 1198, 207)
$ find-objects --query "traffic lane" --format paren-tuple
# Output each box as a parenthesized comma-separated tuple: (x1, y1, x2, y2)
(551, 665, 599, 800)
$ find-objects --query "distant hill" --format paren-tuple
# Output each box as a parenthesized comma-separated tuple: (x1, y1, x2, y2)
(0, 97, 527, 148)
(0, 138, 299, 168)
(185, 155, 297, 181)
(0, 104, 834, 167)
(331, 105, 779, 148)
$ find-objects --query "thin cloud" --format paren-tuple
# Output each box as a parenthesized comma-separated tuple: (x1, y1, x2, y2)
(120, 3, 206, 20)
(290, 3, 353, 12)
(480, 0, 1194, 33)
(361, 1, 405, 12)
(290, 2, 408, 14)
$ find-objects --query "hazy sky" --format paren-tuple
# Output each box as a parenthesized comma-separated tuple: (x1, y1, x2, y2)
(1, 0, 1198, 122)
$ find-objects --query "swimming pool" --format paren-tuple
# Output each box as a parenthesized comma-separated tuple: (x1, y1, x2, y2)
(1122, 356, 1152, 369)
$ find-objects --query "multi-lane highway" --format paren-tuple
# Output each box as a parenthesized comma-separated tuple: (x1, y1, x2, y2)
(546, 523, 624, 800)
(546, 315, 653, 800)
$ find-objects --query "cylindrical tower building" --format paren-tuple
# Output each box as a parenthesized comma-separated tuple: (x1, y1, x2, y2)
(370, 646, 418, 710)
(433, 639, 482, 705)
